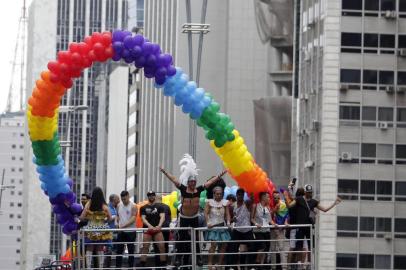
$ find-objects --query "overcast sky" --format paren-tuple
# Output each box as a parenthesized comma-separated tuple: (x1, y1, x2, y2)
(0, 0, 32, 113)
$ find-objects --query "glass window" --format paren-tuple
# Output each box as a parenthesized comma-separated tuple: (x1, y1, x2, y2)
(365, 0, 379, 10)
(337, 216, 358, 231)
(361, 180, 375, 200)
(396, 145, 406, 159)
(337, 253, 357, 268)
(339, 143, 360, 157)
(341, 33, 362, 46)
(394, 255, 406, 269)
(342, 0, 362, 9)
(376, 218, 391, 232)
(396, 182, 406, 195)
(381, 0, 396, 11)
(401, 1, 406, 12)
(399, 36, 406, 48)
(340, 106, 360, 120)
(364, 34, 379, 47)
(395, 219, 406, 233)
(360, 217, 375, 231)
(363, 70, 378, 84)
(378, 107, 394, 121)
(379, 71, 394, 84)
(362, 144, 376, 157)
(362, 107, 376, 121)
(377, 144, 393, 159)
(375, 255, 391, 269)
(398, 72, 406, 85)
(380, 34, 395, 48)
(338, 179, 358, 194)
(398, 108, 406, 122)
(377, 181, 392, 195)
(359, 254, 374, 268)
(341, 69, 361, 83)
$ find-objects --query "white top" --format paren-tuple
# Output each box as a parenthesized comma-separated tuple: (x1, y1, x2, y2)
(117, 201, 134, 228)
(253, 203, 271, 232)
(207, 199, 228, 226)
(233, 202, 251, 233)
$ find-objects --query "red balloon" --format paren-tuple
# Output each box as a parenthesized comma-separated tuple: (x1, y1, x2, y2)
(50, 72, 60, 83)
(104, 47, 114, 59)
(81, 57, 92, 68)
(57, 51, 72, 65)
(71, 52, 83, 66)
(69, 42, 80, 53)
(101, 32, 112, 46)
(88, 50, 97, 62)
(59, 63, 71, 77)
(91, 32, 103, 43)
(47, 61, 61, 75)
(78, 42, 91, 55)
(60, 78, 73, 89)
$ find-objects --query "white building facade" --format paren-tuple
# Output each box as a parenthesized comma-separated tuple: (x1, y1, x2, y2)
(294, 0, 406, 269)
(0, 112, 25, 270)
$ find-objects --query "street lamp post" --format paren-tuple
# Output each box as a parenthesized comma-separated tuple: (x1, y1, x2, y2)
(59, 105, 88, 255)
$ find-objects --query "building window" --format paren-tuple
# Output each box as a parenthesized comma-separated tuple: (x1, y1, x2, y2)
(381, 0, 396, 11)
(395, 218, 406, 238)
(376, 181, 392, 200)
(397, 108, 406, 128)
(361, 180, 375, 200)
(17, 203, 22, 207)
(360, 217, 375, 237)
(394, 255, 406, 269)
(395, 182, 406, 201)
(339, 142, 359, 163)
(9, 226, 13, 230)
(379, 71, 395, 85)
(342, 0, 362, 16)
(9, 214, 14, 218)
(396, 145, 406, 164)
(361, 143, 376, 163)
(377, 144, 393, 164)
(364, 33, 379, 53)
(16, 249, 20, 254)
(340, 105, 360, 121)
(10, 202, 14, 207)
(376, 218, 391, 237)
(337, 253, 357, 268)
(337, 216, 358, 237)
(341, 32, 362, 53)
(338, 179, 358, 200)
(378, 107, 394, 123)
(380, 34, 395, 54)
(363, 70, 378, 90)
(12, 144, 16, 149)
(11, 156, 15, 160)
(359, 254, 374, 268)
(340, 69, 361, 87)
(362, 106, 376, 126)
(16, 238, 20, 242)
(375, 255, 391, 269)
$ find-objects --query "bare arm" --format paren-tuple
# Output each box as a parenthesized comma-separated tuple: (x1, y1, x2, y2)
(204, 170, 227, 189)
(225, 204, 231, 226)
(251, 203, 261, 228)
(103, 205, 112, 221)
(282, 190, 297, 208)
(157, 213, 165, 229)
(141, 215, 154, 229)
(79, 201, 90, 220)
(204, 201, 211, 227)
(316, 197, 342, 213)
(160, 167, 180, 187)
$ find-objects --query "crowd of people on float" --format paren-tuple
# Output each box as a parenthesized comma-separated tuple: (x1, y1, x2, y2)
(77, 169, 341, 270)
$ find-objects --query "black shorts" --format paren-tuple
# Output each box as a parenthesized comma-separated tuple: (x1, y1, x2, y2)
(253, 231, 270, 251)
(295, 227, 313, 250)
(232, 230, 254, 246)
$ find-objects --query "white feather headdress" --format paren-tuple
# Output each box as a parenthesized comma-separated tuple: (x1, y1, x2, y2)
(179, 154, 199, 185)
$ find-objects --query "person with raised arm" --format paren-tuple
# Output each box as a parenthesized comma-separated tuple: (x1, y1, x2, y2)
(160, 154, 227, 266)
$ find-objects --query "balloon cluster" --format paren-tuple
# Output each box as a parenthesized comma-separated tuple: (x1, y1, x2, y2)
(28, 30, 277, 236)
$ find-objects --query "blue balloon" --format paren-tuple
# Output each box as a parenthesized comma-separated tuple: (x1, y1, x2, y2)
(185, 81, 197, 95)
(230, 186, 238, 196)
(223, 186, 231, 199)
(174, 94, 185, 106)
(182, 102, 193, 114)
(167, 65, 177, 76)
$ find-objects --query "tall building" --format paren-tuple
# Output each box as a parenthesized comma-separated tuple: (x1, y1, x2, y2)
(135, 0, 268, 201)
(0, 112, 25, 270)
(294, 0, 406, 269)
(23, 0, 127, 266)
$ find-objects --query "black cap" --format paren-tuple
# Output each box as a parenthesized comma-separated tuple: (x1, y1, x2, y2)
(147, 191, 156, 196)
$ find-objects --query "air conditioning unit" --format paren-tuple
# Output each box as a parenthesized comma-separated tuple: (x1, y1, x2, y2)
(377, 121, 388, 129)
(340, 83, 349, 91)
(385, 85, 395, 93)
(384, 10, 397, 19)
(304, 160, 315, 168)
(398, 49, 406, 57)
(304, 51, 312, 61)
(340, 152, 352, 161)
(384, 233, 392, 240)
(312, 120, 320, 131)
(397, 86, 406, 93)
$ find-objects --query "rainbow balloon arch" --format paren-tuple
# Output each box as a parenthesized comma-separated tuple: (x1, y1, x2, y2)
(27, 30, 275, 235)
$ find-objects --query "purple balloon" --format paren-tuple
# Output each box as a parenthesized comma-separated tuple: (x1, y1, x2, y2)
(65, 192, 76, 204)
(123, 35, 136, 49)
(67, 178, 73, 188)
(50, 193, 67, 204)
(112, 30, 125, 42)
(155, 77, 166, 85)
(151, 43, 161, 54)
(134, 34, 145, 46)
(131, 46, 143, 58)
(53, 204, 65, 214)
(135, 55, 146, 68)
(157, 54, 167, 67)
(155, 67, 167, 78)
(112, 53, 122, 61)
(167, 66, 177, 76)
(142, 42, 153, 55)
(163, 54, 173, 66)
(146, 54, 157, 67)
(124, 56, 134, 63)
(70, 203, 83, 214)
(112, 41, 124, 54)
(144, 71, 155, 79)
(57, 212, 71, 225)
(122, 49, 131, 59)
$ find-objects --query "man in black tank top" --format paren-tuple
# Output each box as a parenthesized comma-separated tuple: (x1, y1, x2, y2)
(160, 167, 226, 267)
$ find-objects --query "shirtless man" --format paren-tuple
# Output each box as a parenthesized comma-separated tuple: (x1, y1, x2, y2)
(160, 167, 226, 266)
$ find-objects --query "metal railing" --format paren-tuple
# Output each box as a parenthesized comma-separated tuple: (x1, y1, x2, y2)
(67, 224, 314, 270)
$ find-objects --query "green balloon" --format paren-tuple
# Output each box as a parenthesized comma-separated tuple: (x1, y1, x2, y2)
(227, 133, 236, 142)
(205, 130, 216, 140)
(211, 102, 220, 113)
(173, 200, 180, 209)
(215, 137, 227, 148)
(200, 190, 207, 198)
(225, 122, 235, 132)
(199, 197, 206, 209)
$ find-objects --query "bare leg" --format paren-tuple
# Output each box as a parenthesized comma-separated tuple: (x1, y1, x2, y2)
(153, 232, 167, 264)
(140, 233, 152, 264)
(208, 242, 217, 269)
